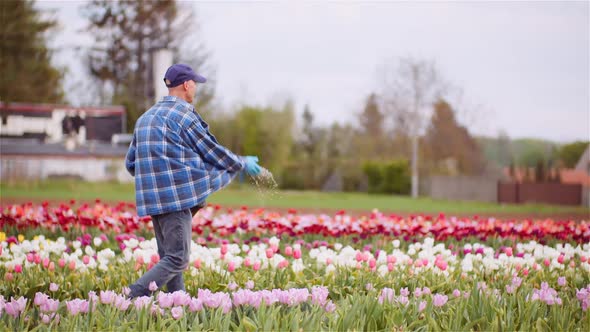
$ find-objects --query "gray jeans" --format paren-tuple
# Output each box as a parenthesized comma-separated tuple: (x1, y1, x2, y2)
(129, 208, 194, 297)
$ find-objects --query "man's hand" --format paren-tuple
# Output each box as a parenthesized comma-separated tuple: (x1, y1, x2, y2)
(244, 156, 262, 176)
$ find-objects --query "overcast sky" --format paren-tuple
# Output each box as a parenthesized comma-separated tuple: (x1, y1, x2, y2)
(39, 0, 589, 143)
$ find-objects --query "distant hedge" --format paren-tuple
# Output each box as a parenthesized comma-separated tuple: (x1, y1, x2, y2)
(362, 160, 411, 195)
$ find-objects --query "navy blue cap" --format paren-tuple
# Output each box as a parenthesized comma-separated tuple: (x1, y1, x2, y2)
(163, 63, 207, 87)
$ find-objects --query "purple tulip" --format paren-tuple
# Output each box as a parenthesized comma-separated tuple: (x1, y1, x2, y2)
(66, 299, 89, 315)
(34, 292, 49, 306)
(189, 298, 203, 312)
(171, 306, 184, 320)
(40, 299, 59, 313)
(49, 283, 59, 292)
(432, 294, 448, 307)
(157, 292, 174, 308)
(172, 291, 191, 307)
(114, 295, 131, 311)
(100, 290, 117, 304)
(149, 281, 158, 292)
(5, 297, 27, 318)
(558, 277, 566, 287)
(418, 300, 427, 312)
(324, 300, 336, 312)
(400, 288, 410, 297)
(134, 296, 152, 310)
(311, 286, 329, 306)
(378, 288, 395, 304)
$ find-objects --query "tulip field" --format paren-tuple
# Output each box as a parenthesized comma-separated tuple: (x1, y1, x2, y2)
(1, 200, 589, 330)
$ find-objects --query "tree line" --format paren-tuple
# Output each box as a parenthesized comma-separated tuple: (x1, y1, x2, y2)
(2, 0, 587, 193)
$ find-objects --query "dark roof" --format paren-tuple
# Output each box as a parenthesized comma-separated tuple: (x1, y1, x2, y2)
(0, 139, 128, 158)
(0, 102, 125, 116)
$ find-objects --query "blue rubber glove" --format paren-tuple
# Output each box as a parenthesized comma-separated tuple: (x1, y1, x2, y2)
(244, 156, 262, 176)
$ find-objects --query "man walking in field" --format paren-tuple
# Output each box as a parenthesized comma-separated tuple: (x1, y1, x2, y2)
(125, 63, 262, 297)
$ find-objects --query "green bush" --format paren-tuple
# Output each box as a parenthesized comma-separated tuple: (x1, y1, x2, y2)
(362, 162, 383, 193)
(363, 160, 411, 195)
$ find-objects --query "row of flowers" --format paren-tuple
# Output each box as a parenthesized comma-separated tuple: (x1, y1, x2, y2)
(3, 283, 589, 323)
(2, 202, 589, 242)
(2, 234, 589, 276)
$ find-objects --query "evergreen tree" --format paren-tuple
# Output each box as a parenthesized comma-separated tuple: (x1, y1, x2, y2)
(0, 0, 63, 103)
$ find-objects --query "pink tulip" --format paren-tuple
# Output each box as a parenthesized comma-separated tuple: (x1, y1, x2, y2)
(436, 260, 448, 271)
(151, 254, 159, 264)
(5, 272, 13, 281)
(453, 289, 461, 297)
(27, 253, 34, 263)
(253, 261, 261, 271)
(50, 283, 59, 292)
(387, 262, 394, 271)
(387, 255, 396, 264)
(284, 246, 293, 256)
(293, 249, 302, 259)
(42, 258, 50, 268)
(369, 259, 376, 269)
(266, 248, 274, 259)
(14, 264, 22, 273)
(505, 247, 513, 256)
(221, 244, 228, 255)
(58, 258, 65, 268)
(228, 261, 235, 272)
(68, 260, 76, 270)
(557, 255, 565, 264)
(83, 255, 90, 265)
(194, 259, 201, 269)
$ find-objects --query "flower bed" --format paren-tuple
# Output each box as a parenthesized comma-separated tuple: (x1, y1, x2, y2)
(0, 202, 589, 330)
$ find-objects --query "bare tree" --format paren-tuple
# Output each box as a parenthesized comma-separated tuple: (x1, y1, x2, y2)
(378, 57, 447, 198)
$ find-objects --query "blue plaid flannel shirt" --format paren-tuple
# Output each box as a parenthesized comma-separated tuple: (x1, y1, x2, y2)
(125, 96, 245, 217)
